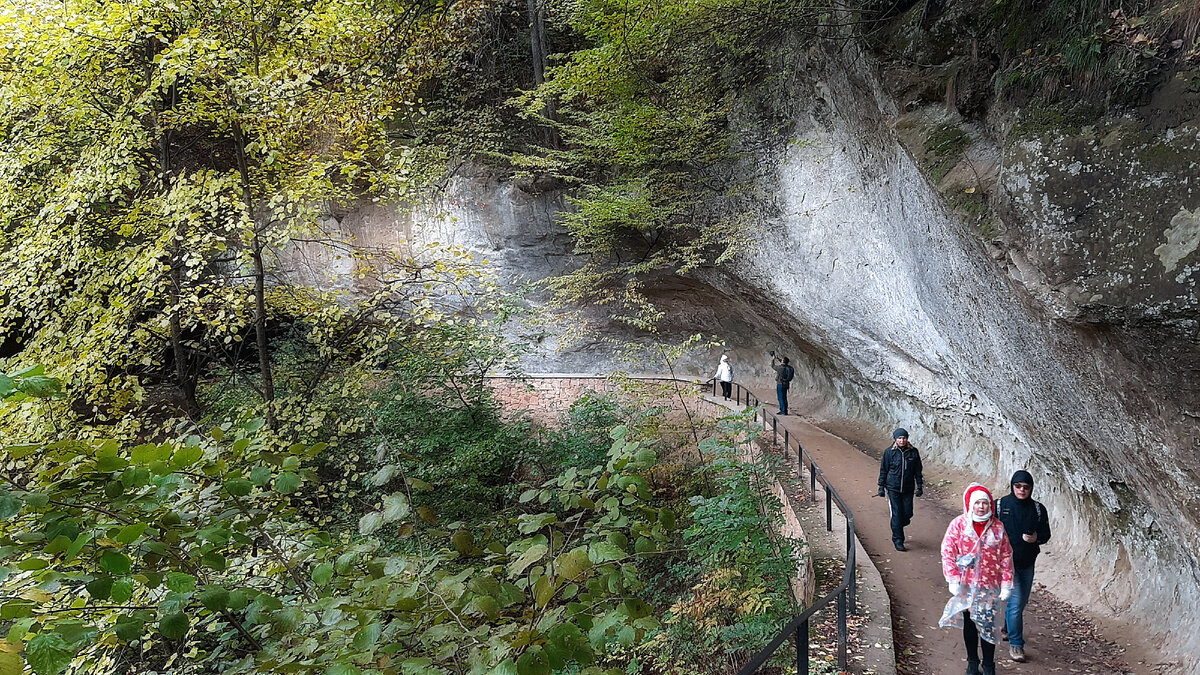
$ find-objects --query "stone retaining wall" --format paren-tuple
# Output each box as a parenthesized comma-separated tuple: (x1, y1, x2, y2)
(486, 375, 711, 426)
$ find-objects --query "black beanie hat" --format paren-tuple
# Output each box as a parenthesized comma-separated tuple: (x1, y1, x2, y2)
(893, 428, 909, 439)
(1011, 470, 1034, 488)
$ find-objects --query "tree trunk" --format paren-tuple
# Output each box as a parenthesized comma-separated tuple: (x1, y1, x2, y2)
(527, 0, 548, 86)
(149, 37, 200, 416)
(232, 123, 276, 426)
(526, 0, 560, 148)
(168, 256, 199, 415)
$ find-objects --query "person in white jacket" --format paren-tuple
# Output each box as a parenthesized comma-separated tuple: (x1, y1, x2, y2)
(715, 354, 733, 400)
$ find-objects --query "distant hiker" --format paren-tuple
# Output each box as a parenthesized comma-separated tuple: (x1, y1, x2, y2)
(995, 470, 1051, 663)
(769, 352, 794, 415)
(939, 483, 1014, 675)
(715, 354, 733, 400)
(876, 428, 924, 551)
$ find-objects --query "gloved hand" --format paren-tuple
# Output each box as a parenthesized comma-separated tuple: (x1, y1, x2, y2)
(876, 488, 885, 497)
(999, 587, 1012, 601)
(915, 486, 923, 497)
(948, 581, 961, 596)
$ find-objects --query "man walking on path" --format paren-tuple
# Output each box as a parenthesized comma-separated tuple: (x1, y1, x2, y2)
(770, 352, 794, 415)
(995, 470, 1051, 663)
(877, 428, 924, 551)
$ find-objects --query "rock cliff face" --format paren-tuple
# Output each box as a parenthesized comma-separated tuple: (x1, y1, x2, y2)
(290, 37, 1200, 673)
(732, 44, 1200, 667)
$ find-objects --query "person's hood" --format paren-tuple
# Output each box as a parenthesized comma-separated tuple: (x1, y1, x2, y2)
(1010, 470, 1034, 498)
(963, 482, 994, 517)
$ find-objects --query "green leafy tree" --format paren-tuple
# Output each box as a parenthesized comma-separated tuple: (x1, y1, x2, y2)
(0, 364, 678, 674)
(0, 0, 486, 435)
(637, 414, 800, 674)
(2, 368, 649, 672)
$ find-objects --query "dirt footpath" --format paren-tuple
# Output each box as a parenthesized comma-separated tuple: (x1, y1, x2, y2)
(756, 402, 1168, 674)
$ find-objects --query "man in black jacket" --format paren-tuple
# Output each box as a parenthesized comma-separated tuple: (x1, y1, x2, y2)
(995, 470, 1051, 663)
(876, 428, 923, 551)
(770, 353, 795, 415)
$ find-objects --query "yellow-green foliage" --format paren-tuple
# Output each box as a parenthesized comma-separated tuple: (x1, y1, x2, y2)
(0, 0, 481, 436)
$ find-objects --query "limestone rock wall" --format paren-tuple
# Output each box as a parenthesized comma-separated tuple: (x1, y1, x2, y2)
(733, 43, 1200, 667)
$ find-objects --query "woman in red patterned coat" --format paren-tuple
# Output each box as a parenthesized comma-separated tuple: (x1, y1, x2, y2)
(939, 483, 1014, 675)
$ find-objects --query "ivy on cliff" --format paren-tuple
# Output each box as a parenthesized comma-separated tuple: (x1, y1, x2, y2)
(517, 0, 821, 328)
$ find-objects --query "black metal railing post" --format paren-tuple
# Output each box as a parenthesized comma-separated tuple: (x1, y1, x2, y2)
(796, 620, 809, 674)
(847, 516, 857, 610)
(837, 590, 848, 670)
(826, 482, 833, 532)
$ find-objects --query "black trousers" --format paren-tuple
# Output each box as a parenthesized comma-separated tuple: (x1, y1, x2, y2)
(963, 611, 996, 665)
(719, 381, 732, 399)
(886, 489, 914, 544)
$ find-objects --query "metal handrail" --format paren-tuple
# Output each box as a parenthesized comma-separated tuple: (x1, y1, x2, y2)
(707, 378, 859, 674)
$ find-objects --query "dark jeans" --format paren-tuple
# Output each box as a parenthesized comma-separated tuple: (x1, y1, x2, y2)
(719, 381, 732, 399)
(1006, 565, 1035, 647)
(963, 611, 996, 665)
(776, 383, 789, 414)
(886, 489, 914, 544)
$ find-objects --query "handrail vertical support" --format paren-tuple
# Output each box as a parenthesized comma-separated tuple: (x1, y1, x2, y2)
(848, 518, 857, 612)
(796, 620, 809, 675)
(840, 588, 849, 667)
(837, 591, 848, 670)
(826, 485, 833, 532)
(809, 460, 816, 497)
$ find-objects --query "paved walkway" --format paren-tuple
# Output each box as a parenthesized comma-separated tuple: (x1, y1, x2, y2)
(721, 383, 1163, 675)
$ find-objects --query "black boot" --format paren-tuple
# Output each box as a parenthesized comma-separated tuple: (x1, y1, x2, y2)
(980, 662, 995, 675)
(965, 660, 980, 675)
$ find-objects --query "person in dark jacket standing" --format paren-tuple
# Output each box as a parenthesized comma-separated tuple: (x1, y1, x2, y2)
(876, 428, 924, 551)
(770, 352, 795, 415)
(994, 470, 1051, 663)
